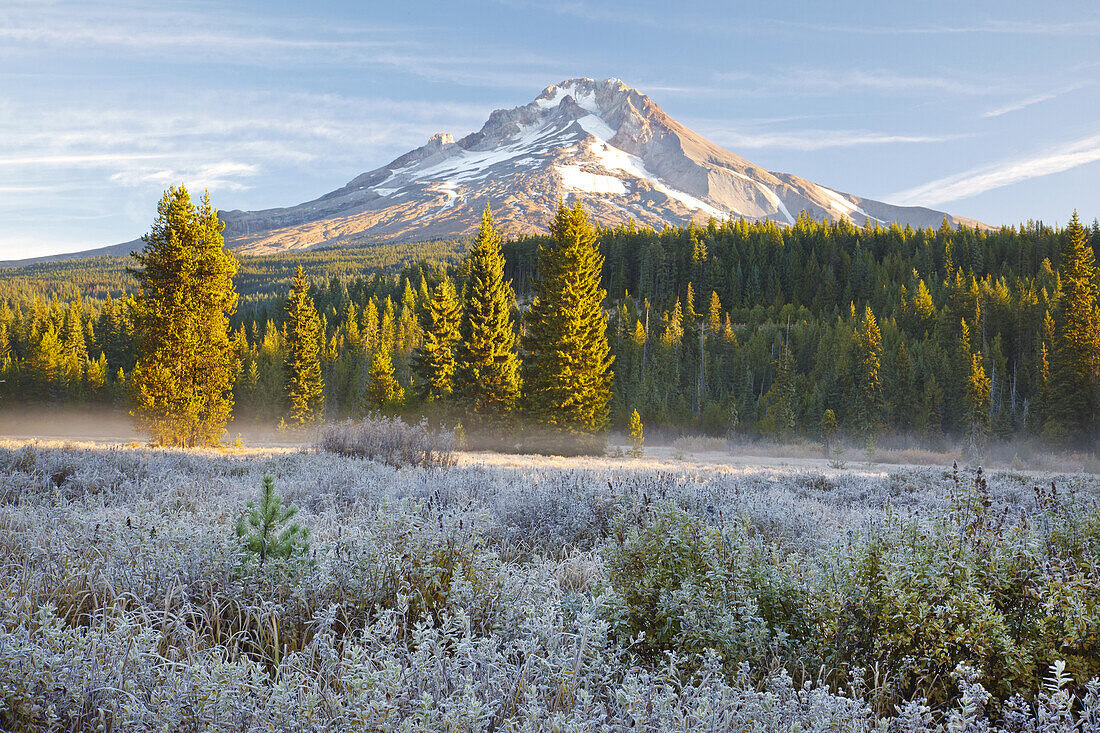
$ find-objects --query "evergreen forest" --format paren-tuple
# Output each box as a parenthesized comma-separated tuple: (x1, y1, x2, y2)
(3, 202, 1099, 449)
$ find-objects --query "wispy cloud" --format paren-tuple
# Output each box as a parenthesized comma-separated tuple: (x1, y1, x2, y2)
(778, 18, 1100, 37)
(890, 133, 1100, 206)
(0, 1, 561, 88)
(495, 4, 1100, 39)
(715, 68, 1005, 96)
(980, 82, 1090, 118)
(646, 69, 1006, 98)
(0, 152, 166, 167)
(109, 162, 260, 193)
(686, 122, 954, 151)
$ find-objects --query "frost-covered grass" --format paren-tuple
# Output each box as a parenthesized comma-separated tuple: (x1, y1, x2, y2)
(1, 442, 1099, 731)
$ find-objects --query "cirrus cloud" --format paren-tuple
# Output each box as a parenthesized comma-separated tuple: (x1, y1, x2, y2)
(890, 133, 1100, 206)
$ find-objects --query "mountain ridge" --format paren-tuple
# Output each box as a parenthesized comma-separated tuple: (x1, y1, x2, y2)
(219, 77, 985, 255)
(3, 77, 987, 266)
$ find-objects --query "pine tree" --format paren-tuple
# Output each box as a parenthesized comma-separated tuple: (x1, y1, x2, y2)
(29, 323, 64, 401)
(921, 375, 945, 445)
(853, 305, 883, 435)
(1051, 211, 1099, 440)
(629, 408, 644, 457)
(1034, 341, 1053, 433)
(706, 291, 723, 335)
(821, 408, 838, 458)
(521, 201, 614, 434)
(236, 475, 309, 566)
(85, 353, 108, 395)
(284, 266, 324, 425)
(379, 296, 396, 353)
(761, 339, 796, 437)
(455, 207, 521, 421)
(364, 349, 404, 414)
(129, 186, 239, 446)
(343, 301, 360, 352)
(61, 300, 88, 393)
(412, 273, 461, 403)
(967, 353, 992, 453)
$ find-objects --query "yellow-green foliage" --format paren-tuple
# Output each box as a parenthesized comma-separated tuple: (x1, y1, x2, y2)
(129, 186, 239, 446)
(628, 409, 644, 457)
(522, 201, 614, 434)
(364, 350, 404, 414)
(412, 273, 461, 403)
(284, 266, 325, 425)
(455, 207, 521, 422)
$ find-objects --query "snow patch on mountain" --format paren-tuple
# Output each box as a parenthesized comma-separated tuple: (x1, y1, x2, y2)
(813, 184, 884, 223)
(557, 165, 628, 194)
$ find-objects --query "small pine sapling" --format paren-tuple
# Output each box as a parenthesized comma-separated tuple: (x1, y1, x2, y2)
(236, 475, 309, 566)
(821, 409, 837, 458)
(629, 409, 644, 457)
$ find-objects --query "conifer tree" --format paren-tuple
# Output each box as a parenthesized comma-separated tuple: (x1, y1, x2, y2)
(455, 207, 521, 420)
(921, 375, 945, 445)
(522, 201, 614, 434)
(284, 266, 324, 425)
(629, 408, 644, 457)
(761, 340, 795, 437)
(30, 323, 64, 401)
(706, 291, 723, 335)
(62, 300, 88, 392)
(343, 301, 360, 352)
(821, 408, 838, 458)
(129, 186, 239, 446)
(967, 353, 992, 453)
(236, 475, 308, 566)
(1034, 341, 1053, 433)
(1051, 211, 1099, 439)
(412, 273, 461, 403)
(364, 349, 404, 414)
(853, 305, 883, 435)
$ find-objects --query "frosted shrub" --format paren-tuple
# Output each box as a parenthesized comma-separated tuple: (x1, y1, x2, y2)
(317, 415, 455, 468)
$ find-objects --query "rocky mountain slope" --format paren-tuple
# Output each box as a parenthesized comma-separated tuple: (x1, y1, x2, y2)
(219, 77, 984, 255)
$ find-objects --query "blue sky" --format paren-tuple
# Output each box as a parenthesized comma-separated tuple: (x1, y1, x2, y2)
(2, 0, 1098, 258)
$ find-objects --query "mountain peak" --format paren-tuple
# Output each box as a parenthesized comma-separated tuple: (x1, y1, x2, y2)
(535, 77, 630, 110)
(218, 78, 986, 255)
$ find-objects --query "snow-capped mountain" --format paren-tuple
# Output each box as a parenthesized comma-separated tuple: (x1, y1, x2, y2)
(220, 78, 983, 254)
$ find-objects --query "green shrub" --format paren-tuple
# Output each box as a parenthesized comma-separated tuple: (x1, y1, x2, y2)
(604, 501, 822, 676)
(837, 473, 1100, 707)
(371, 501, 500, 630)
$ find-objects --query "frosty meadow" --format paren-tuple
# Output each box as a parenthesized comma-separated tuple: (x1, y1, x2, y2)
(2, 427, 1100, 730)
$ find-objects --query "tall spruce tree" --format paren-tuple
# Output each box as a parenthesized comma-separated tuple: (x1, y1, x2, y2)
(1051, 211, 1100, 440)
(761, 339, 796, 437)
(412, 273, 461, 403)
(521, 201, 614, 434)
(853, 305, 883, 436)
(284, 266, 324, 425)
(455, 207, 521, 420)
(966, 353, 992, 453)
(364, 349, 404, 414)
(129, 186, 239, 447)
